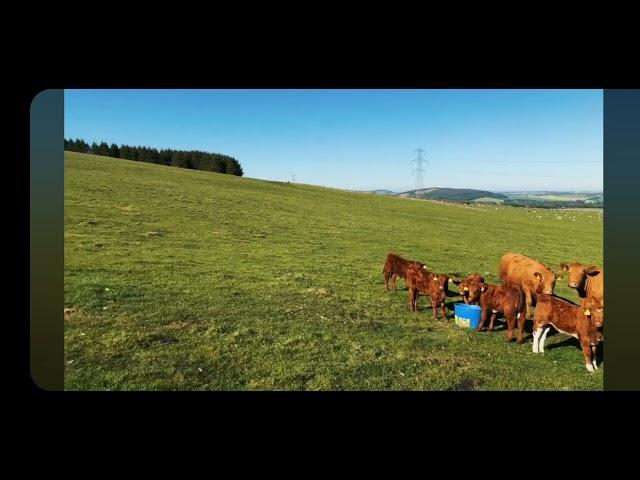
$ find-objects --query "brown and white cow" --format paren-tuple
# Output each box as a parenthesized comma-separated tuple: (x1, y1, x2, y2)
(452, 273, 485, 305)
(499, 252, 557, 319)
(532, 293, 604, 372)
(466, 281, 526, 343)
(406, 265, 449, 320)
(559, 262, 604, 309)
(383, 253, 426, 291)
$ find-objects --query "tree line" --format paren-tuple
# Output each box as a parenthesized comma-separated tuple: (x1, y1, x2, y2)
(65, 138, 243, 176)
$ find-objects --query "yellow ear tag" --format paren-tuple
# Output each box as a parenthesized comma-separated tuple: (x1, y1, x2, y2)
(434, 276, 438, 280)
(464, 287, 469, 291)
(449, 278, 453, 283)
(584, 308, 591, 316)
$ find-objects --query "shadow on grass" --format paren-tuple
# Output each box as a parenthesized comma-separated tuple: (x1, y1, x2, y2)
(546, 336, 604, 365)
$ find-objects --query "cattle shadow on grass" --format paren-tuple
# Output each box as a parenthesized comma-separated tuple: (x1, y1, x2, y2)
(545, 336, 604, 365)
(469, 314, 537, 342)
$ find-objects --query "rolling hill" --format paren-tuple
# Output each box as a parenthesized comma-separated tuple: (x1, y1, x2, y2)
(64, 152, 603, 390)
(396, 188, 508, 202)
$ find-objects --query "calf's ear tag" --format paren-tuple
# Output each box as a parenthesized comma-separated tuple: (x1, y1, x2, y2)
(464, 287, 469, 292)
(434, 276, 438, 280)
(423, 265, 428, 269)
(584, 308, 591, 316)
(448, 278, 453, 283)
(481, 286, 485, 292)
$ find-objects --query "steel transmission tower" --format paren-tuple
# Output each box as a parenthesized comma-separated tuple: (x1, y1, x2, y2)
(411, 148, 428, 197)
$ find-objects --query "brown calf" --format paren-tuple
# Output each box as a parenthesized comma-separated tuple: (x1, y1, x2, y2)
(406, 265, 449, 320)
(466, 282, 526, 343)
(499, 252, 557, 319)
(452, 273, 485, 305)
(532, 294, 604, 372)
(559, 262, 604, 309)
(383, 253, 426, 291)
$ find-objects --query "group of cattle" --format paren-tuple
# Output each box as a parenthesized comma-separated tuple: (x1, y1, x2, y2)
(382, 252, 604, 372)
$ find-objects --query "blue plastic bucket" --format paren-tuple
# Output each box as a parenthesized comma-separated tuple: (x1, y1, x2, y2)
(454, 303, 482, 329)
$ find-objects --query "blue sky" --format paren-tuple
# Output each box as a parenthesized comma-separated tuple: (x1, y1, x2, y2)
(64, 89, 603, 192)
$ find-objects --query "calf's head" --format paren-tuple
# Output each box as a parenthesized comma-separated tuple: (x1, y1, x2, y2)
(560, 263, 600, 289)
(455, 274, 484, 303)
(583, 303, 604, 329)
(533, 270, 556, 295)
(466, 282, 486, 304)
(431, 274, 449, 292)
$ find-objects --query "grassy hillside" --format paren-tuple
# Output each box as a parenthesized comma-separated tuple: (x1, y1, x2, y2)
(64, 152, 604, 390)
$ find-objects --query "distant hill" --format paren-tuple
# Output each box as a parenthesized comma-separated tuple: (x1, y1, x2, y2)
(397, 187, 508, 202)
(369, 189, 398, 196)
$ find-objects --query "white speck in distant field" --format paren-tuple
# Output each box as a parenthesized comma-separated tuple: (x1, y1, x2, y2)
(105, 288, 110, 291)
(102, 306, 108, 310)
(198, 367, 203, 372)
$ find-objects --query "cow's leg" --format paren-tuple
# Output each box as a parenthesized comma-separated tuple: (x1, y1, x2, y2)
(384, 272, 390, 291)
(392, 273, 397, 292)
(488, 311, 497, 332)
(591, 344, 598, 370)
(532, 326, 541, 353)
(477, 308, 489, 332)
(505, 311, 515, 343)
(516, 310, 525, 344)
(442, 302, 448, 320)
(582, 339, 595, 372)
(538, 326, 551, 353)
(524, 289, 533, 318)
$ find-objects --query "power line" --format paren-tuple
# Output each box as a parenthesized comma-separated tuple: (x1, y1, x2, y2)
(411, 148, 428, 197)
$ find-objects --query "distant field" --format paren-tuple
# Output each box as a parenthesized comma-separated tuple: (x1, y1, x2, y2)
(505, 192, 603, 202)
(472, 197, 504, 204)
(65, 152, 604, 390)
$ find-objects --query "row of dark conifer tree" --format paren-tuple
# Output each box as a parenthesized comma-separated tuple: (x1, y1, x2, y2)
(65, 138, 243, 176)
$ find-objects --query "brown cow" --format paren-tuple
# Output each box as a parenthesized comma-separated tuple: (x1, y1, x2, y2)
(406, 265, 449, 320)
(499, 252, 557, 319)
(452, 273, 485, 305)
(559, 262, 604, 308)
(383, 253, 426, 291)
(466, 282, 526, 343)
(532, 294, 603, 372)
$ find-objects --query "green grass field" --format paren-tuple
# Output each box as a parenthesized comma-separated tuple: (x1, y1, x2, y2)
(64, 152, 604, 390)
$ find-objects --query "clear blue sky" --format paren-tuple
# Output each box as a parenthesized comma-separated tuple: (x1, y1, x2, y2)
(64, 89, 603, 192)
